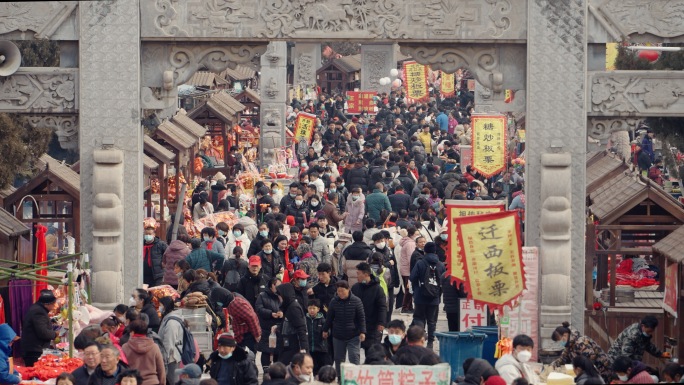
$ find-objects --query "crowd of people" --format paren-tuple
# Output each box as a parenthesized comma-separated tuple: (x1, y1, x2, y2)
(4, 87, 679, 385)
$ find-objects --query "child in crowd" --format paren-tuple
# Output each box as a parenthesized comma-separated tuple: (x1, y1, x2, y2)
(305, 299, 330, 375)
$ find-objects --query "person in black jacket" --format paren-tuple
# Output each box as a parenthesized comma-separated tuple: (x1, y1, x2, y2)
(285, 195, 310, 230)
(322, 280, 366, 375)
(275, 283, 308, 366)
(351, 263, 387, 353)
(391, 325, 440, 365)
(236, 256, 268, 308)
(21, 290, 58, 366)
(143, 220, 167, 287)
(208, 335, 258, 385)
(87, 344, 130, 385)
(304, 299, 330, 375)
(388, 185, 412, 213)
(442, 274, 468, 332)
(345, 159, 369, 193)
(382, 319, 408, 361)
(255, 278, 283, 373)
(279, 183, 300, 213)
(130, 288, 161, 333)
(312, 263, 337, 315)
(72, 341, 102, 385)
(258, 240, 284, 281)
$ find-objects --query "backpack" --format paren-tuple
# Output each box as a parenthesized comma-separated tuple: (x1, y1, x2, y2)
(222, 259, 242, 291)
(420, 262, 441, 299)
(148, 330, 170, 367)
(165, 316, 197, 365)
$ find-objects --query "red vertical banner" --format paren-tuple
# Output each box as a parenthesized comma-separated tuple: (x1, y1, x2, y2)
(663, 262, 678, 317)
(403, 61, 429, 103)
(35, 224, 48, 299)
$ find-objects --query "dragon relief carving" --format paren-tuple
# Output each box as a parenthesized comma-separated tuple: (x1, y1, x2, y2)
(589, 72, 684, 116)
(0, 71, 77, 113)
(296, 53, 314, 85)
(597, 0, 684, 39)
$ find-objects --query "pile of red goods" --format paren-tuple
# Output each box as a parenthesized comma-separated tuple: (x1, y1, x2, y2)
(17, 355, 83, 381)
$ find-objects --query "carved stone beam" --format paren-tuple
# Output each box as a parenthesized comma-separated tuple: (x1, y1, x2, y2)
(588, 71, 684, 117)
(400, 44, 503, 92)
(587, 117, 640, 141)
(25, 115, 79, 150)
(0, 2, 78, 40)
(591, 0, 684, 42)
(0, 68, 78, 114)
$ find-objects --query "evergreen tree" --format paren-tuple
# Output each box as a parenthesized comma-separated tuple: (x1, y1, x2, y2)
(0, 114, 52, 189)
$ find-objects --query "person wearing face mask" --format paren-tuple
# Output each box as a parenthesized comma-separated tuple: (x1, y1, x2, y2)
(607, 315, 667, 362)
(351, 262, 387, 353)
(433, 228, 448, 263)
(494, 334, 535, 385)
(286, 194, 311, 231)
(280, 183, 301, 213)
(612, 356, 654, 384)
(343, 187, 366, 234)
(291, 269, 312, 309)
(162, 236, 190, 289)
(323, 281, 365, 375)
(226, 224, 251, 260)
(185, 238, 224, 273)
(208, 335, 258, 385)
(142, 218, 168, 287)
(381, 319, 407, 360)
(258, 239, 284, 281)
(391, 325, 440, 364)
(286, 353, 315, 384)
(322, 192, 347, 230)
(550, 322, 612, 382)
(271, 182, 284, 206)
(129, 289, 161, 333)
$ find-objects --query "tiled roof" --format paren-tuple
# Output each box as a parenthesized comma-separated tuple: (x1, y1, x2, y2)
(220, 64, 256, 81)
(238, 88, 260, 105)
(155, 120, 197, 150)
(172, 112, 207, 138)
(143, 154, 159, 173)
(589, 172, 646, 221)
(0, 207, 28, 238)
(186, 71, 229, 87)
(586, 152, 627, 191)
(333, 54, 362, 73)
(36, 154, 80, 196)
(143, 135, 176, 164)
(653, 225, 684, 262)
(188, 92, 246, 123)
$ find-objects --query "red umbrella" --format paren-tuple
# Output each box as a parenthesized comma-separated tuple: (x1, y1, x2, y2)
(34, 224, 48, 299)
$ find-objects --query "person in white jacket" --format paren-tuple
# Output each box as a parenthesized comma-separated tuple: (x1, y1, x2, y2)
(495, 334, 535, 385)
(226, 223, 251, 258)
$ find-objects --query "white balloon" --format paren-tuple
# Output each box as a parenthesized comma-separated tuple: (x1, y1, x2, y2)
(378, 78, 387, 86)
(392, 79, 402, 87)
(390, 68, 399, 77)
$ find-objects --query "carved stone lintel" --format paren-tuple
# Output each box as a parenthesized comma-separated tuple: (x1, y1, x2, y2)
(142, 43, 267, 89)
(400, 45, 503, 92)
(588, 71, 684, 117)
(0, 2, 78, 40)
(595, 0, 684, 41)
(0, 68, 78, 113)
(141, 0, 526, 41)
(25, 115, 79, 150)
(587, 118, 640, 141)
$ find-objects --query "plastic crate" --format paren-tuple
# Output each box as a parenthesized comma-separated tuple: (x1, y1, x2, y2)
(435, 331, 486, 382)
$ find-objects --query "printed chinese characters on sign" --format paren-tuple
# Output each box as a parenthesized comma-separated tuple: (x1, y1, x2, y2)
(293, 112, 317, 145)
(341, 363, 450, 385)
(460, 299, 488, 330)
(346, 91, 377, 114)
(440, 72, 455, 98)
(453, 211, 525, 312)
(471, 115, 507, 178)
(445, 200, 505, 285)
(403, 61, 429, 103)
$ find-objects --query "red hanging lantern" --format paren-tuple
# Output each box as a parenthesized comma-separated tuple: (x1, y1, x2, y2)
(593, 302, 602, 311)
(638, 50, 660, 62)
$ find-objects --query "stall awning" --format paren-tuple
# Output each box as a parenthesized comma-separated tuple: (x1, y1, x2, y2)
(220, 64, 256, 81)
(238, 88, 261, 106)
(35, 154, 80, 197)
(0, 207, 29, 240)
(143, 154, 159, 174)
(143, 135, 176, 165)
(155, 120, 197, 150)
(172, 113, 207, 138)
(187, 91, 246, 124)
(653, 226, 684, 262)
(587, 152, 628, 194)
(186, 71, 229, 88)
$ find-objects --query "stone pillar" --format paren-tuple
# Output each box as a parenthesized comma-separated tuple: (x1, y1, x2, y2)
(80, 0, 142, 306)
(527, 0, 587, 346)
(293, 43, 321, 88)
(361, 44, 396, 94)
(259, 42, 288, 168)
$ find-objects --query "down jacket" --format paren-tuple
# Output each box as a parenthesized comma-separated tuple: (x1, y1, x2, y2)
(163, 240, 190, 286)
(323, 292, 366, 341)
(351, 274, 387, 330)
(343, 194, 366, 234)
(399, 235, 416, 277)
(255, 289, 283, 353)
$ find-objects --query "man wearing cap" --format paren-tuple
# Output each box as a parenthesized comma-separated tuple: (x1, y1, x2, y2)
(143, 218, 167, 287)
(21, 289, 58, 366)
(174, 364, 202, 385)
(291, 270, 312, 309)
(208, 335, 258, 385)
(236, 256, 268, 309)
